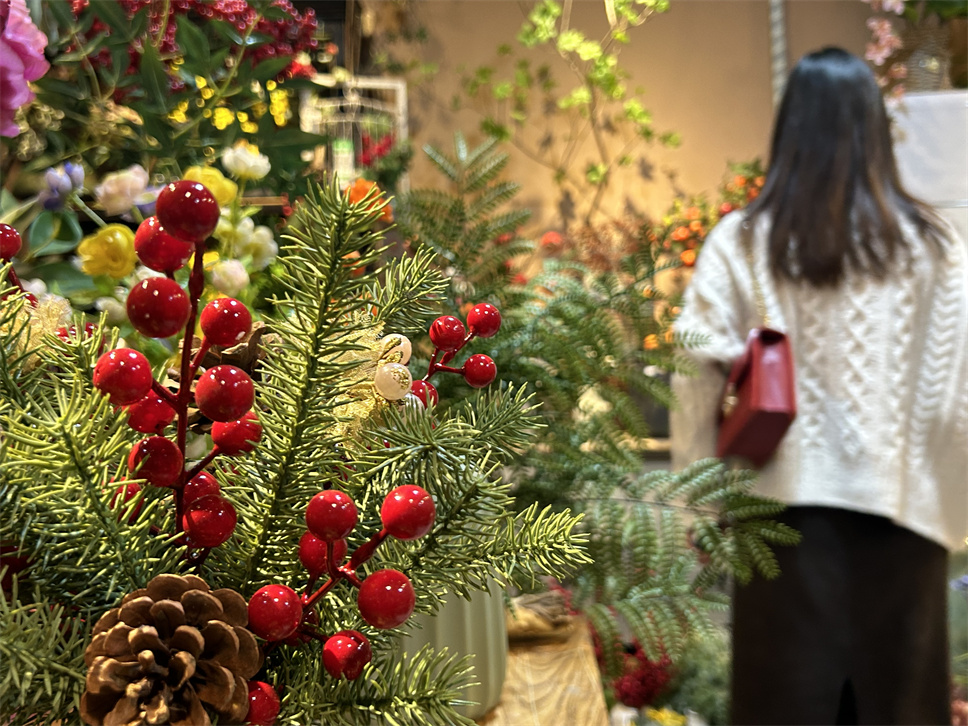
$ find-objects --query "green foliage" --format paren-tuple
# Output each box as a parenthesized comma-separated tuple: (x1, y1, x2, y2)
(653, 628, 731, 725)
(399, 136, 799, 687)
(396, 133, 534, 306)
(454, 0, 677, 223)
(0, 179, 588, 725)
(16, 1, 323, 194)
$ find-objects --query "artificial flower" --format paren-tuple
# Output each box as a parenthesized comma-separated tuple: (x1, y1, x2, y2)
(222, 140, 271, 181)
(184, 165, 238, 206)
(345, 178, 393, 222)
(210, 259, 249, 296)
(237, 224, 278, 270)
(94, 165, 149, 217)
(77, 224, 137, 278)
(37, 162, 84, 211)
(214, 215, 255, 254)
(0, 0, 49, 137)
(95, 295, 127, 324)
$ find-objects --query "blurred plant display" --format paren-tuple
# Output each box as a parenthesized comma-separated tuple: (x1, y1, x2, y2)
(4, 0, 324, 194)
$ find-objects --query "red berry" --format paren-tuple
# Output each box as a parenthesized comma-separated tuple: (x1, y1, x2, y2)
(323, 630, 372, 680)
(110, 481, 143, 524)
(429, 316, 466, 352)
(128, 436, 183, 487)
(719, 202, 734, 217)
(183, 471, 220, 506)
(125, 392, 176, 434)
(381, 485, 435, 540)
(134, 216, 193, 272)
(0, 224, 22, 260)
(200, 297, 252, 347)
(195, 365, 254, 422)
(211, 411, 262, 455)
(23, 292, 38, 308)
(93, 348, 153, 405)
(462, 354, 496, 388)
(247, 584, 303, 641)
(409, 380, 438, 408)
(298, 531, 347, 577)
(466, 303, 502, 338)
(182, 494, 237, 547)
(155, 180, 220, 243)
(126, 277, 190, 339)
(306, 490, 357, 541)
(357, 569, 415, 629)
(246, 681, 280, 726)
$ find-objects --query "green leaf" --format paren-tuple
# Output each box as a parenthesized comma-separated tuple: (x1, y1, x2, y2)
(493, 81, 513, 100)
(27, 211, 56, 254)
(176, 18, 210, 67)
(29, 261, 99, 296)
(252, 57, 291, 83)
(91, 1, 132, 36)
(480, 118, 511, 142)
(138, 44, 168, 115)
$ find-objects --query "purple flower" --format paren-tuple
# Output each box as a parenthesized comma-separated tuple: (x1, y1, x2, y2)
(952, 575, 968, 592)
(0, 0, 49, 137)
(37, 162, 84, 211)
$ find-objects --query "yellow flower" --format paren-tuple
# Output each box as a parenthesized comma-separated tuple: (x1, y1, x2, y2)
(183, 166, 238, 207)
(644, 708, 686, 726)
(77, 224, 137, 279)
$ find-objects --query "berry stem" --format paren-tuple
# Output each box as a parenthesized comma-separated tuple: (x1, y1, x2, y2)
(303, 574, 340, 610)
(174, 243, 208, 532)
(6, 266, 26, 294)
(188, 337, 212, 379)
(348, 528, 388, 570)
(150, 381, 178, 407)
(432, 364, 463, 375)
(184, 446, 220, 483)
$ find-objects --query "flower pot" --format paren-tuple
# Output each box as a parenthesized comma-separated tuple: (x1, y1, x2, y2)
(400, 579, 507, 719)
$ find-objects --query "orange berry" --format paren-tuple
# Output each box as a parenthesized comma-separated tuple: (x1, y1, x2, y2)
(643, 334, 660, 350)
(680, 249, 697, 266)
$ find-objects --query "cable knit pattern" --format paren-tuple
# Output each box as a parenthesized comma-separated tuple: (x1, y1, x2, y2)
(670, 212, 968, 551)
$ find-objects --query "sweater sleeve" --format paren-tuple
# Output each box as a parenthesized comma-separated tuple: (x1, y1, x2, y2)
(670, 216, 751, 470)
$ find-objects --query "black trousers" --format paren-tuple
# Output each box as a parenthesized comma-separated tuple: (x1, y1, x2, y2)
(730, 506, 951, 726)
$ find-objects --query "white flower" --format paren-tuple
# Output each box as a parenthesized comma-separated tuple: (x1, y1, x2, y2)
(222, 141, 271, 181)
(20, 277, 47, 298)
(133, 265, 165, 283)
(210, 259, 250, 296)
(237, 224, 278, 270)
(214, 215, 255, 253)
(95, 296, 127, 324)
(94, 165, 149, 217)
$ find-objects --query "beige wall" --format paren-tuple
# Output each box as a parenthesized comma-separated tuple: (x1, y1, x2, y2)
(393, 0, 871, 233)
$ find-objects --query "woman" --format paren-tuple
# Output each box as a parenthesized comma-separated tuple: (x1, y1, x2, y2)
(670, 47, 966, 725)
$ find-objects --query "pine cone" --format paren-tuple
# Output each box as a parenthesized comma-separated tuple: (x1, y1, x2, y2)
(81, 574, 263, 726)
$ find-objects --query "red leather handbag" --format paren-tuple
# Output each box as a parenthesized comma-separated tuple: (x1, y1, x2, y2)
(715, 224, 797, 468)
(716, 328, 796, 467)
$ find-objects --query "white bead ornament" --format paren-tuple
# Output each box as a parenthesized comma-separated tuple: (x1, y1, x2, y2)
(373, 362, 413, 401)
(378, 334, 412, 365)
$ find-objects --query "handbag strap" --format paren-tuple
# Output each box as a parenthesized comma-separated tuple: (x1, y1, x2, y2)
(742, 219, 771, 328)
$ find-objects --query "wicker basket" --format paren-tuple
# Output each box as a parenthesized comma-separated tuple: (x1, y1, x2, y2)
(903, 17, 953, 91)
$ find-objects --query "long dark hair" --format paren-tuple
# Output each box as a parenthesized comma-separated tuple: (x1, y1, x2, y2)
(746, 47, 946, 287)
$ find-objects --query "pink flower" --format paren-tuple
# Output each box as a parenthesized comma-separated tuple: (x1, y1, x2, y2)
(0, 0, 49, 137)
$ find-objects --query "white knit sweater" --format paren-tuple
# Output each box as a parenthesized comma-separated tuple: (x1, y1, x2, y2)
(670, 212, 968, 551)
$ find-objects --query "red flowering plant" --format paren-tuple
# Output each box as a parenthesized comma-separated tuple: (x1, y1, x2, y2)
(357, 122, 414, 197)
(8, 0, 324, 195)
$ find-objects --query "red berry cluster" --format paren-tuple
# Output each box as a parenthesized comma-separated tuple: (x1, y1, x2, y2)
(409, 302, 502, 406)
(245, 484, 436, 681)
(0, 223, 37, 307)
(91, 181, 262, 558)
